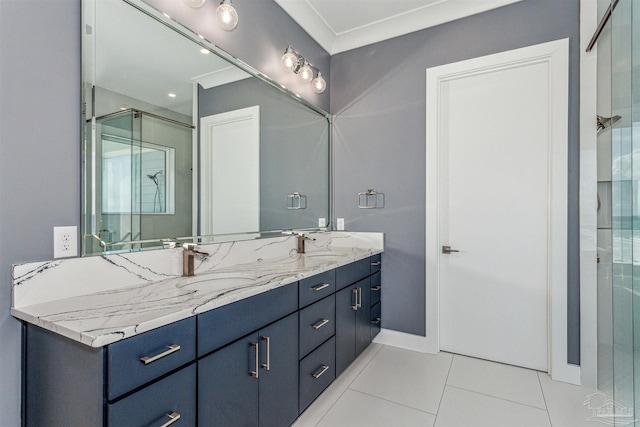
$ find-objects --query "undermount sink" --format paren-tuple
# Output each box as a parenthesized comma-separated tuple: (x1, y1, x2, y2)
(304, 251, 348, 258)
(177, 274, 256, 292)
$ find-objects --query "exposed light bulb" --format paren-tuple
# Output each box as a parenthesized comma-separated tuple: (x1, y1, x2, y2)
(312, 72, 326, 94)
(183, 0, 206, 7)
(299, 62, 313, 83)
(216, 0, 238, 31)
(281, 48, 298, 72)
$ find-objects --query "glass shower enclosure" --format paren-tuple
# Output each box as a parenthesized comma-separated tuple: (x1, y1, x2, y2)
(83, 108, 193, 255)
(597, 0, 640, 424)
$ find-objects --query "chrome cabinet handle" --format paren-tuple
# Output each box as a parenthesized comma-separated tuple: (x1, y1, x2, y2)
(312, 365, 330, 379)
(312, 283, 330, 292)
(356, 287, 362, 308)
(351, 288, 358, 310)
(371, 317, 381, 324)
(139, 344, 181, 365)
(160, 412, 181, 427)
(312, 319, 330, 330)
(371, 285, 381, 291)
(371, 261, 381, 266)
(251, 342, 259, 378)
(261, 336, 270, 371)
(442, 246, 459, 254)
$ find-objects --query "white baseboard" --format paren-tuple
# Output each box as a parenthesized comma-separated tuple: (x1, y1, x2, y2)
(372, 328, 437, 354)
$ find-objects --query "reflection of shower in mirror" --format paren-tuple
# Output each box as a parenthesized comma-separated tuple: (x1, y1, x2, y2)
(147, 170, 164, 212)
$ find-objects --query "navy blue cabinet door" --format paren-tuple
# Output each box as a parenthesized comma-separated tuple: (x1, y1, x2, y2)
(198, 333, 260, 427)
(259, 313, 299, 427)
(355, 277, 371, 358)
(335, 285, 357, 377)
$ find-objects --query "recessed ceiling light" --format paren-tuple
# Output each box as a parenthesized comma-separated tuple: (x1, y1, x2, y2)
(168, 93, 177, 98)
(200, 48, 210, 54)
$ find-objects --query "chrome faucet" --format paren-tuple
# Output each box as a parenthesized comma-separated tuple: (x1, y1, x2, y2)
(297, 233, 316, 254)
(182, 243, 209, 277)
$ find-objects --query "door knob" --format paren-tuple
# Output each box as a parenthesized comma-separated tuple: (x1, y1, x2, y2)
(442, 246, 459, 254)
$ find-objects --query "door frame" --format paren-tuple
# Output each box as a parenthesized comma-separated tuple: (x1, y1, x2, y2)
(425, 39, 579, 383)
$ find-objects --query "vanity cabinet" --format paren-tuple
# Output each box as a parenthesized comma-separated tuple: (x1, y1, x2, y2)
(22, 255, 381, 427)
(335, 256, 381, 377)
(198, 313, 299, 427)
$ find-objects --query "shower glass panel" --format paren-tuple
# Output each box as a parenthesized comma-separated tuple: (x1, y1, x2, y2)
(596, 1, 640, 423)
(83, 109, 192, 255)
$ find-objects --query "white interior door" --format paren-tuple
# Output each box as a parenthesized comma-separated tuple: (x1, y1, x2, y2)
(200, 106, 260, 236)
(426, 40, 569, 374)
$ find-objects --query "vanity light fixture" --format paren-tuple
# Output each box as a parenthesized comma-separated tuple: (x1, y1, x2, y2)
(200, 48, 210, 54)
(280, 46, 327, 94)
(168, 93, 177, 98)
(216, 0, 238, 31)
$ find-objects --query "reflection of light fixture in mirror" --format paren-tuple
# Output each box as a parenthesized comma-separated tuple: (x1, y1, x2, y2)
(183, 0, 206, 7)
(216, 0, 238, 31)
(200, 48, 210, 54)
(280, 46, 327, 94)
(168, 93, 177, 98)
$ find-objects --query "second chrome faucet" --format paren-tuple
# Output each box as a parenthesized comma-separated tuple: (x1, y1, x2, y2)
(182, 243, 209, 276)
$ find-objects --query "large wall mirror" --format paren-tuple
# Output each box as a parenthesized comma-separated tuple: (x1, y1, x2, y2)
(82, 0, 331, 255)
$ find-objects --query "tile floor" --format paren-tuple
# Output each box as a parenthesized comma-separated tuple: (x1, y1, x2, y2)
(292, 344, 604, 427)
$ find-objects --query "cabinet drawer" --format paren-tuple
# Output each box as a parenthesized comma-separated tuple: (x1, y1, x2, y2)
(108, 363, 196, 427)
(299, 294, 335, 359)
(370, 253, 382, 274)
(299, 270, 335, 308)
(371, 301, 381, 340)
(335, 258, 370, 290)
(299, 337, 335, 413)
(198, 282, 298, 357)
(107, 316, 196, 401)
(370, 272, 381, 306)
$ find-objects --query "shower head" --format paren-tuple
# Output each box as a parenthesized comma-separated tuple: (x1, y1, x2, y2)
(597, 115, 621, 131)
(146, 170, 163, 185)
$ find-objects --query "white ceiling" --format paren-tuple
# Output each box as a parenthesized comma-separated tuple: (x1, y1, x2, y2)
(274, 0, 523, 55)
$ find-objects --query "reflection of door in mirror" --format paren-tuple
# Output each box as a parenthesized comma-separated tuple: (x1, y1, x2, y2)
(85, 109, 193, 255)
(200, 106, 260, 238)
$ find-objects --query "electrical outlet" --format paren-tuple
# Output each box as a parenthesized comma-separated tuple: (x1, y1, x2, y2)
(54, 226, 78, 258)
(337, 218, 345, 231)
(318, 218, 326, 228)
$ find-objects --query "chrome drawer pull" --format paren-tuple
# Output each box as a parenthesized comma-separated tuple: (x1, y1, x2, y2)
(312, 283, 330, 292)
(251, 342, 259, 378)
(371, 285, 381, 291)
(356, 287, 362, 308)
(351, 288, 358, 310)
(160, 412, 181, 427)
(371, 317, 381, 325)
(140, 344, 181, 365)
(312, 365, 330, 379)
(371, 261, 381, 266)
(312, 319, 330, 330)
(261, 336, 270, 371)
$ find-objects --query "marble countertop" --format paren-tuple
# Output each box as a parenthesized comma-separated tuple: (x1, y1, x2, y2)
(11, 232, 383, 347)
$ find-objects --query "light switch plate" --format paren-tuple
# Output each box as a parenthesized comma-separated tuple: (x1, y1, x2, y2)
(337, 218, 345, 231)
(318, 218, 326, 228)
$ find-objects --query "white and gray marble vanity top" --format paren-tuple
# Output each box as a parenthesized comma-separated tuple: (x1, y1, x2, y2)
(11, 232, 383, 347)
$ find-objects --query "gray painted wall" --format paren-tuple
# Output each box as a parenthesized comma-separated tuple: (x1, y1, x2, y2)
(199, 79, 330, 232)
(330, 0, 581, 364)
(0, 1, 81, 425)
